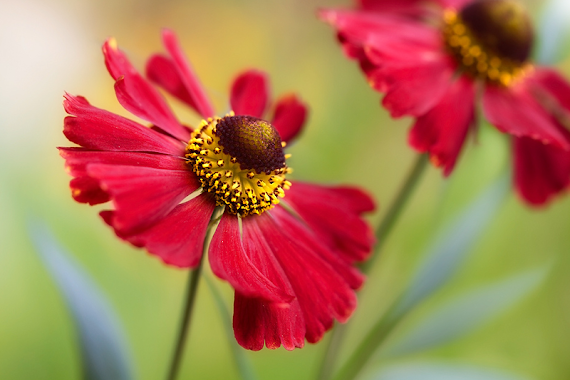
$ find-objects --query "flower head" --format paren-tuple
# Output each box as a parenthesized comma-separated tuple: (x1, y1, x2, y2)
(60, 29, 375, 350)
(321, 0, 570, 205)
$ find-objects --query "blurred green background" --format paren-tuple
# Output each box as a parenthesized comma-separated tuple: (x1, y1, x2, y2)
(2, 0, 570, 379)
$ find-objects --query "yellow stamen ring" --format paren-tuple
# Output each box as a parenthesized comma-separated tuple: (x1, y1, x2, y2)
(185, 113, 292, 217)
(443, 10, 533, 87)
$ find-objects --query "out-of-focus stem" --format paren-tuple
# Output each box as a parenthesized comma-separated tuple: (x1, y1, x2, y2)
(316, 154, 429, 380)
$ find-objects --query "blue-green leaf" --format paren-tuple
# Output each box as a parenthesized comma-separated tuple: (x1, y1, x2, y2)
(389, 174, 510, 320)
(204, 275, 258, 380)
(384, 264, 550, 357)
(368, 362, 532, 380)
(536, 0, 570, 64)
(30, 222, 135, 380)
(326, 175, 511, 380)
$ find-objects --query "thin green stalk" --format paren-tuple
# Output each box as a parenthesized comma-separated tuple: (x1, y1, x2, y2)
(165, 255, 205, 380)
(166, 208, 223, 380)
(330, 305, 401, 380)
(316, 154, 429, 380)
(361, 153, 429, 273)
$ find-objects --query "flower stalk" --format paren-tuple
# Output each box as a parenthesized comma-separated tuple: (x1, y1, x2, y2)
(166, 257, 204, 380)
(317, 154, 429, 380)
(166, 209, 223, 380)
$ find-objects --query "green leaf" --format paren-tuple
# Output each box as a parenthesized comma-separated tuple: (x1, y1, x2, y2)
(536, 0, 570, 64)
(368, 362, 532, 380)
(389, 174, 510, 320)
(30, 222, 135, 380)
(329, 174, 510, 380)
(204, 275, 258, 380)
(384, 264, 550, 357)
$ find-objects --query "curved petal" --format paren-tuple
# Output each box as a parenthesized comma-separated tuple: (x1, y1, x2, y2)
(121, 194, 215, 268)
(436, 0, 472, 10)
(230, 70, 269, 118)
(102, 38, 190, 142)
(532, 67, 570, 113)
(321, 8, 441, 58)
(284, 182, 375, 263)
(249, 212, 359, 344)
(357, 0, 438, 18)
(208, 213, 294, 304)
(145, 29, 215, 119)
(63, 94, 185, 155)
(482, 81, 570, 150)
(58, 148, 187, 206)
(514, 136, 570, 206)
(232, 213, 308, 350)
(233, 292, 305, 351)
(409, 75, 476, 175)
(271, 206, 365, 290)
(270, 94, 308, 143)
(88, 161, 199, 235)
(380, 55, 456, 118)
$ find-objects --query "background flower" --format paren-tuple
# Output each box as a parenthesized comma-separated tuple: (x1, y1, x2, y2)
(2, 0, 570, 379)
(321, 0, 570, 206)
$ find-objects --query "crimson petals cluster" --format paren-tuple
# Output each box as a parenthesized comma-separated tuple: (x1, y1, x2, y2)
(60, 29, 376, 350)
(321, 0, 570, 205)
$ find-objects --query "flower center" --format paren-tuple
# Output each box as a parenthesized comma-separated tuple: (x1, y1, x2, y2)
(443, 0, 534, 86)
(185, 113, 292, 217)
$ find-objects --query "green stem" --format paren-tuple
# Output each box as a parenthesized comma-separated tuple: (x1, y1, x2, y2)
(361, 153, 429, 273)
(165, 208, 223, 380)
(165, 255, 205, 380)
(331, 305, 401, 380)
(316, 154, 429, 380)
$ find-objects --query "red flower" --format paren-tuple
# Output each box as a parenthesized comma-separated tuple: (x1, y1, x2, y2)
(59, 30, 375, 350)
(321, 0, 570, 205)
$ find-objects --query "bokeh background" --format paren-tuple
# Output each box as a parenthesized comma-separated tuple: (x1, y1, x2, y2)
(2, 0, 570, 379)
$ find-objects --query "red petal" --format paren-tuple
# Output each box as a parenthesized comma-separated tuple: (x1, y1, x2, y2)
(233, 293, 305, 351)
(232, 214, 309, 350)
(208, 213, 294, 304)
(63, 94, 185, 155)
(68, 177, 110, 205)
(437, 0, 472, 9)
(532, 68, 570, 113)
(270, 94, 308, 143)
(271, 206, 365, 290)
(483, 82, 570, 149)
(121, 194, 215, 268)
(380, 55, 455, 118)
(514, 136, 570, 205)
(102, 38, 137, 81)
(145, 29, 215, 119)
(284, 182, 375, 263)
(102, 38, 190, 142)
(251, 212, 359, 343)
(87, 162, 199, 235)
(59, 148, 188, 206)
(409, 75, 475, 176)
(230, 70, 269, 118)
(320, 9, 430, 45)
(357, 0, 432, 16)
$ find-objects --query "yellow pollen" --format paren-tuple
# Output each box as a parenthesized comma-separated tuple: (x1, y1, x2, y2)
(442, 10, 533, 87)
(185, 114, 291, 217)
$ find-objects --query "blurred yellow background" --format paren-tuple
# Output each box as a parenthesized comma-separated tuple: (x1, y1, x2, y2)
(2, 0, 570, 379)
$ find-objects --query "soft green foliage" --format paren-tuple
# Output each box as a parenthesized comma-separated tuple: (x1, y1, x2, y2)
(204, 274, 258, 380)
(368, 363, 532, 380)
(536, 0, 570, 64)
(2, 0, 570, 380)
(384, 264, 551, 357)
(30, 222, 135, 380)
